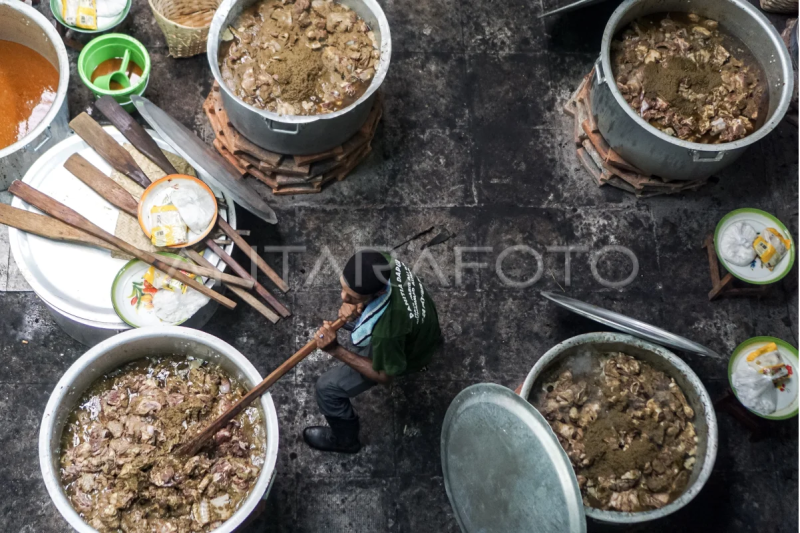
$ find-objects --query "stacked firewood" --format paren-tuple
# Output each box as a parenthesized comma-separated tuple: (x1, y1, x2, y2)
(204, 83, 381, 195)
(565, 70, 709, 197)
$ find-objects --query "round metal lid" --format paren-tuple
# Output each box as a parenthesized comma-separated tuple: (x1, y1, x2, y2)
(441, 383, 586, 533)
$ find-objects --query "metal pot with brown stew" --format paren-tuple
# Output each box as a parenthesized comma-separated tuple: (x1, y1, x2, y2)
(530, 352, 698, 513)
(219, 0, 380, 116)
(58, 357, 266, 533)
(611, 12, 768, 144)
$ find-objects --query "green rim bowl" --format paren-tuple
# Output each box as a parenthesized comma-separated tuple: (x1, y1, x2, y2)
(78, 33, 151, 113)
(50, 0, 132, 33)
(728, 336, 799, 420)
(111, 252, 192, 328)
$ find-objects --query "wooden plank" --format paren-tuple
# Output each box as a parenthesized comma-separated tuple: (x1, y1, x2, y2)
(293, 145, 344, 166)
(211, 88, 283, 166)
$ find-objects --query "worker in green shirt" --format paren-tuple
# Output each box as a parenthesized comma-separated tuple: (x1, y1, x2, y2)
(304, 250, 442, 454)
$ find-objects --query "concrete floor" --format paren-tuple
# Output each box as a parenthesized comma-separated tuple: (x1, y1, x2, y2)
(0, 0, 798, 531)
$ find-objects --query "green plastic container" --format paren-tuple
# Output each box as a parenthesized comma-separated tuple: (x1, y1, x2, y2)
(78, 34, 151, 113)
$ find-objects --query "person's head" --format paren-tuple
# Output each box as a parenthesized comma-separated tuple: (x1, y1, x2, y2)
(340, 250, 390, 304)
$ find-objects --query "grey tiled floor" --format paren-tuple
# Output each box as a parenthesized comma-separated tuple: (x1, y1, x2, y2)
(0, 0, 797, 532)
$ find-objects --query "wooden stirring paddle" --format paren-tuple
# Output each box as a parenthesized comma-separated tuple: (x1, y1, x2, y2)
(9, 180, 238, 310)
(177, 317, 347, 457)
(69, 112, 152, 189)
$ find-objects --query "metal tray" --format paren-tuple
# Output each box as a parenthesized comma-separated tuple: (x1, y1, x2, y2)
(8, 126, 235, 329)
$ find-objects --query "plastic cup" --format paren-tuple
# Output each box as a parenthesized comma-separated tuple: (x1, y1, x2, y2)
(78, 33, 151, 113)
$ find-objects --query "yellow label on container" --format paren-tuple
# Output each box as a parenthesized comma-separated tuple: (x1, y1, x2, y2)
(150, 204, 188, 247)
(63, 0, 97, 30)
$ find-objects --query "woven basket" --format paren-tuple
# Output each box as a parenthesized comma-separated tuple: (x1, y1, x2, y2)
(149, 0, 222, 58)
(760, 0, 798, 14)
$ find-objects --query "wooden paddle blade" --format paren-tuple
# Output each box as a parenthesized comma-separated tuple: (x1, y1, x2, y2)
(8, 180, 237, 310)
(0, 204, 116, 252)
(69, 112, 152, 189)
(64, 154, 139, 217)
(178, 317, 347, 457)
(95, 96, 179, 176)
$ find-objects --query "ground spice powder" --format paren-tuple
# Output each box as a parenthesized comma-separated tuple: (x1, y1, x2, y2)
(643, 57, 721, 115)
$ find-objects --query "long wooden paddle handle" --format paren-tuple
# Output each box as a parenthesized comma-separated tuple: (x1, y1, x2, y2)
(0, 204, 117, 252)
(94, 96, 179, 175)
(205, 239, 291, 318)
(178, 317, 347, 456)
(217, 217, 289, 293)
(0, 205, 247, 285)
(9, 181, 237, 310)
(184, 249, 279, 324)
(69, 113, 151, 189)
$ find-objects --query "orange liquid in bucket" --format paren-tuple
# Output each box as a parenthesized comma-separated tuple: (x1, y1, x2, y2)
(0, 40, 59, 151)
(91, 57, 144, 91)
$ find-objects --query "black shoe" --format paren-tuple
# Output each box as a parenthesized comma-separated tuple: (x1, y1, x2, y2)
(303, 416, 361, 454)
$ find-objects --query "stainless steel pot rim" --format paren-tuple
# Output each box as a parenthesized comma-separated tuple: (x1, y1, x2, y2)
(38, 326, 279, 533)
(207, 0, 391, 125)
(599, 0, 794, 152)
(0, 0, 70, 159)
(521, 332, 718, 524)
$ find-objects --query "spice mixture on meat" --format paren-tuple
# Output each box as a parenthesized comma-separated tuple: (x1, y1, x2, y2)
(612, 13, 767, 143)
(533, 353, 698, 512)
(219, 0, 380, 116)
(59, 357, 266, 533)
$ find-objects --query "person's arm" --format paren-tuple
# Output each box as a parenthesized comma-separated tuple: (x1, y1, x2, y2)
(329, 345, 391, 385)
(314, 321, 392, 385)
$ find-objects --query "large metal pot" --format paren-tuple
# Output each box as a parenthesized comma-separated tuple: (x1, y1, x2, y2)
(0, 0, 71, 190)
(592, 0, 794, 181)
(207, 0, 391, 155)
(519, 332, 718, 525)
(39, 327, 280, 533)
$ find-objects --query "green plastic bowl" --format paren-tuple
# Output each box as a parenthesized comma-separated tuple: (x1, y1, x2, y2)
(78, 34, 151, 113)
(50, 0, 132, 33)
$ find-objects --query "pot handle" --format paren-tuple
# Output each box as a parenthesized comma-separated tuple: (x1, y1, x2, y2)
(265, 119, 302, 135)
(24, 126, 52, 153)
(691, 150, 725, 162)
(594, 58, 607, 85)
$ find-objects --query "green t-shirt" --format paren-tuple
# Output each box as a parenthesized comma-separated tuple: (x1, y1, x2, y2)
(370, 258, 442, 376)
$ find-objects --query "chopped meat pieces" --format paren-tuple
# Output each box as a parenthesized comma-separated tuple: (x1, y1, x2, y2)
(533, 353, 698, 512)
(220, 0, 380, 116)
(612, 12, 767, 143)
(59, 357, 266, 533)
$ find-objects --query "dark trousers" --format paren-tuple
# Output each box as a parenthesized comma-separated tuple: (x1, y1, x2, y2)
(314, 344, 376, 421)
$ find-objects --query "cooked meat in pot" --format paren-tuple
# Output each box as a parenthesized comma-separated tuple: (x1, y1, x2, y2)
(59, 357, 266, 533)
(219, 0, 380, 116)
(611, 12, 767, 143)
(532, 352, 698, 512)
